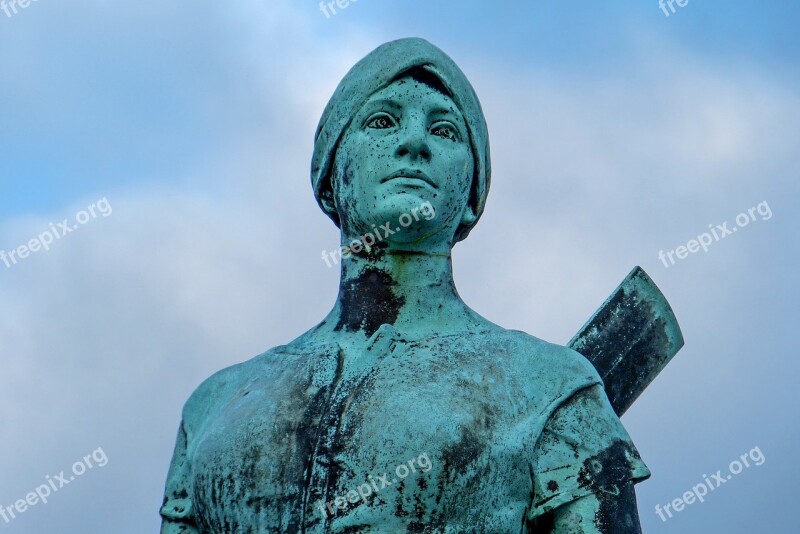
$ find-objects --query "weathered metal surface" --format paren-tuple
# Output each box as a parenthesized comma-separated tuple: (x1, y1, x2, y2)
(568, 266, 685, 416)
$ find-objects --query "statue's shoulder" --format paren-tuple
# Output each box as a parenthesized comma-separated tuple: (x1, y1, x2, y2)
(478, 327, 601, 387)
(181, 344, 291, 431)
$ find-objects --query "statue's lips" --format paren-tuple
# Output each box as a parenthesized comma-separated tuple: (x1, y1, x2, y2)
(381, 170, 437, 189)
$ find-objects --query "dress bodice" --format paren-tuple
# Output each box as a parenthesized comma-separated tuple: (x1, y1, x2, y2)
(161, 324, 646, 533)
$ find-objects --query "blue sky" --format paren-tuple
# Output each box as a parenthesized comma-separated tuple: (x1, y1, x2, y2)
(3, 1, 799, 216)
(1, 1, 798, 532)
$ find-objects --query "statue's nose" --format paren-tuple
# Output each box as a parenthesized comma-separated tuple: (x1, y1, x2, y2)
(395, 121, 432, 162)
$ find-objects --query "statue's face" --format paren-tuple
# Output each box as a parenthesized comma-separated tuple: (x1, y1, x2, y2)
(330, 75, 475, 249)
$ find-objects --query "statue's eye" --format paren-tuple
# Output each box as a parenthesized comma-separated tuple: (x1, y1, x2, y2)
(366, 114, 395, 130)
(431, 123, 457, 141)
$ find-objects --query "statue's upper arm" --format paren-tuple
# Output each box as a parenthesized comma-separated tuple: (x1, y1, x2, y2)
(160, 417, 200, 533)
(160, 366, 241, 533)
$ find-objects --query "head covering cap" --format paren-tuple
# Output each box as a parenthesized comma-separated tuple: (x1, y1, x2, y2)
(311, 37, 491, 242)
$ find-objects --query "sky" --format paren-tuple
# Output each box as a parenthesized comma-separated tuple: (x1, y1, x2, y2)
(0, 0, 798, 532)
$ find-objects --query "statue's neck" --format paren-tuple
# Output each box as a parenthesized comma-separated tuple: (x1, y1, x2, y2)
(320, 250, 481, 341)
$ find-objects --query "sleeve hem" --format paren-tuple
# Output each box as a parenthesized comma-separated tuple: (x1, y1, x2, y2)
(528, 464, 651, 519)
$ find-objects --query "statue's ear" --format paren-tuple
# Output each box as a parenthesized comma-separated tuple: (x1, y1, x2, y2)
(317, 161, 341, 220)
(460, 203, 477, 227)
(319, 186, 337, 217)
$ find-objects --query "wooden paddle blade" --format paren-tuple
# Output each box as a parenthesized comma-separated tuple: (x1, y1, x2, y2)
(568, 266, 684, 416)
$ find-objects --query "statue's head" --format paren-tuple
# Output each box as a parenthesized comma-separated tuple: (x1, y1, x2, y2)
(311, 38, 491, 251)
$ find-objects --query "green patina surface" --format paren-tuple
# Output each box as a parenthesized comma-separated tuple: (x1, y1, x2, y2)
(161, 38, 680, 533)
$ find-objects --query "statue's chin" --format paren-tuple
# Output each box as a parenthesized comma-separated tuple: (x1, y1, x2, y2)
(374, 191, 432, 212)
(341, 193, 456, 250)
(342, 218, 452, 252)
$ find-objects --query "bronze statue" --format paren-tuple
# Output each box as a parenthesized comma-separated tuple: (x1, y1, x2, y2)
(161, 37, 683, 533)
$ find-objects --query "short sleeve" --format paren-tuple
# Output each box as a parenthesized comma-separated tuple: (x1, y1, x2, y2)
(160, 419, 199, 532)
(528, 383, 650, 519)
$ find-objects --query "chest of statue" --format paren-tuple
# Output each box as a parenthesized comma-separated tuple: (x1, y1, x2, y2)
(188, 326, 546, 532)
